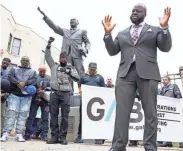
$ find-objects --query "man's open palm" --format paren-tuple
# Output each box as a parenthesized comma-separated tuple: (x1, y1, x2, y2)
(102, 15, 116, 33)
(159, 7, 171, 27)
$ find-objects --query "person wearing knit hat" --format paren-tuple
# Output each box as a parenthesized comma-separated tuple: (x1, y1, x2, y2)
(0, 56, 37, 142)
(38, 65, 47, 72)
(24, 65, 50, 141)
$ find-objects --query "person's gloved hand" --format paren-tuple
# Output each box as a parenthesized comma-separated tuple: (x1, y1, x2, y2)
(65, 67, 72, 74)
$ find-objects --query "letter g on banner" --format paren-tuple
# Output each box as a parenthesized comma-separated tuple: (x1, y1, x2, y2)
(87, 97, 105, 121)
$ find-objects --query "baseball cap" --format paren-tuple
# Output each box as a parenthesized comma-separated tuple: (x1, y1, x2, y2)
(89, 62, 97, 69)
(21, 85, 36, 96)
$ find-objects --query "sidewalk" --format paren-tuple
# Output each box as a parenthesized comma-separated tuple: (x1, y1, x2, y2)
(1, 140, 183, 151)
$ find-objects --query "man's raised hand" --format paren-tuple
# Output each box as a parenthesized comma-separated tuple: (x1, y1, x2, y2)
(159, 7, 171, 27)
(102, 15, 116, 33)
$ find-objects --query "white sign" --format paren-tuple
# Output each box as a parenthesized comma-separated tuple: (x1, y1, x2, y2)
(82, 85, 183, 142)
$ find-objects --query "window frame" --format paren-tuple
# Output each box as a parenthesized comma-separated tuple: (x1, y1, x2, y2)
(11, 37, 21, 56)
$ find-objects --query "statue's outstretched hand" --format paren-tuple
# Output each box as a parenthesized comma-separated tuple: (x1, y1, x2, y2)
(37, 7, 46, 17)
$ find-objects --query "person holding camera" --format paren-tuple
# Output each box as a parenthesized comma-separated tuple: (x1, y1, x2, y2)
(45, 37, 80, 145)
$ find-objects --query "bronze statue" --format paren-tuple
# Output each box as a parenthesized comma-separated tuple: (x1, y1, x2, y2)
(37, 7, 91, 77)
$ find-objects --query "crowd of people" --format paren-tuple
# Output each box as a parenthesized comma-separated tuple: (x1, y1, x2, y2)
(1, 51, 182, 147)
(0, 39, 115, 145)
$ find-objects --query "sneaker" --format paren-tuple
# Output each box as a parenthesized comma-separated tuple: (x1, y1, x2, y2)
(60, 138, 68, 145)
(16, 134, 25, 142)
(74, 137, 84, 143)
(95, 139, 104, 145)
(31, 134, 39, 139)
(41, 136, 48, 141)
(0, 132, 9, 142)
(46, 137, 59, 144)
(23, 134, 31, 140)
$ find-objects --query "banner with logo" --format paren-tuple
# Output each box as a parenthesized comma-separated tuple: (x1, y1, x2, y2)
(82, 85, 183, 142)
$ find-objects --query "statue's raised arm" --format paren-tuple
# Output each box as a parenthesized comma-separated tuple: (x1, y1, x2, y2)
(37, 6, 64, 36)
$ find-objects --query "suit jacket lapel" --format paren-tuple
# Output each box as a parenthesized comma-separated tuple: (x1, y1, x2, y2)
(136, 24, 150, 44)
(126, 26, 134, 46)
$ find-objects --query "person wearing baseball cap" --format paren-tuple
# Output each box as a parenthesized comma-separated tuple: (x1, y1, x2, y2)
(0, 56, 37, 142)
(75, 62, 105, 144)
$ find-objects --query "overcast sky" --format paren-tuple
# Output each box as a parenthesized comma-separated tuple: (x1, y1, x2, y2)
(1, 0, 183, 90)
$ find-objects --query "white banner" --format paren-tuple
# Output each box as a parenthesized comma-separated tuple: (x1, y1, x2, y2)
(82, 85, 183, 142)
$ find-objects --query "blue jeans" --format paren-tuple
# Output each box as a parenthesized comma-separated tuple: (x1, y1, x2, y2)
(3, 94, 31, 134)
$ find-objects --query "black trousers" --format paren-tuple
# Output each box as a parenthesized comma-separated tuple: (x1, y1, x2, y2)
(25, 96, 49, 137)
(49, 91, 71, 139)
(77, 104, 82, 137)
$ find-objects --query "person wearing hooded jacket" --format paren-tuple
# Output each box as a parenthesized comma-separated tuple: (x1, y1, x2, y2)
(0, 56, 37, 142)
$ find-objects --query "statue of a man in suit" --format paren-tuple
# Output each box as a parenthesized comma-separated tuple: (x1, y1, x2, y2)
(102, 4, 172, 151)
(37, 7, 91, 77)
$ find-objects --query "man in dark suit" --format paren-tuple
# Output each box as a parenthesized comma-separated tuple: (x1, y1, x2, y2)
(102, 4, 172, 151)
(37, 7, 90, 77)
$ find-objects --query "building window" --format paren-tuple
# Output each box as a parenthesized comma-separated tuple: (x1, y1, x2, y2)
(7, 33, 12, 52)
(11, 38, 21, 56)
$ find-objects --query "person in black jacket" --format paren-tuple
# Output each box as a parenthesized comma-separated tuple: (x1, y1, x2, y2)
(74, 62, 105, 144)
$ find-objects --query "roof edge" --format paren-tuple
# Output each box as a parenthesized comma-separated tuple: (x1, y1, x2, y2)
(0, 4, 60, 51)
